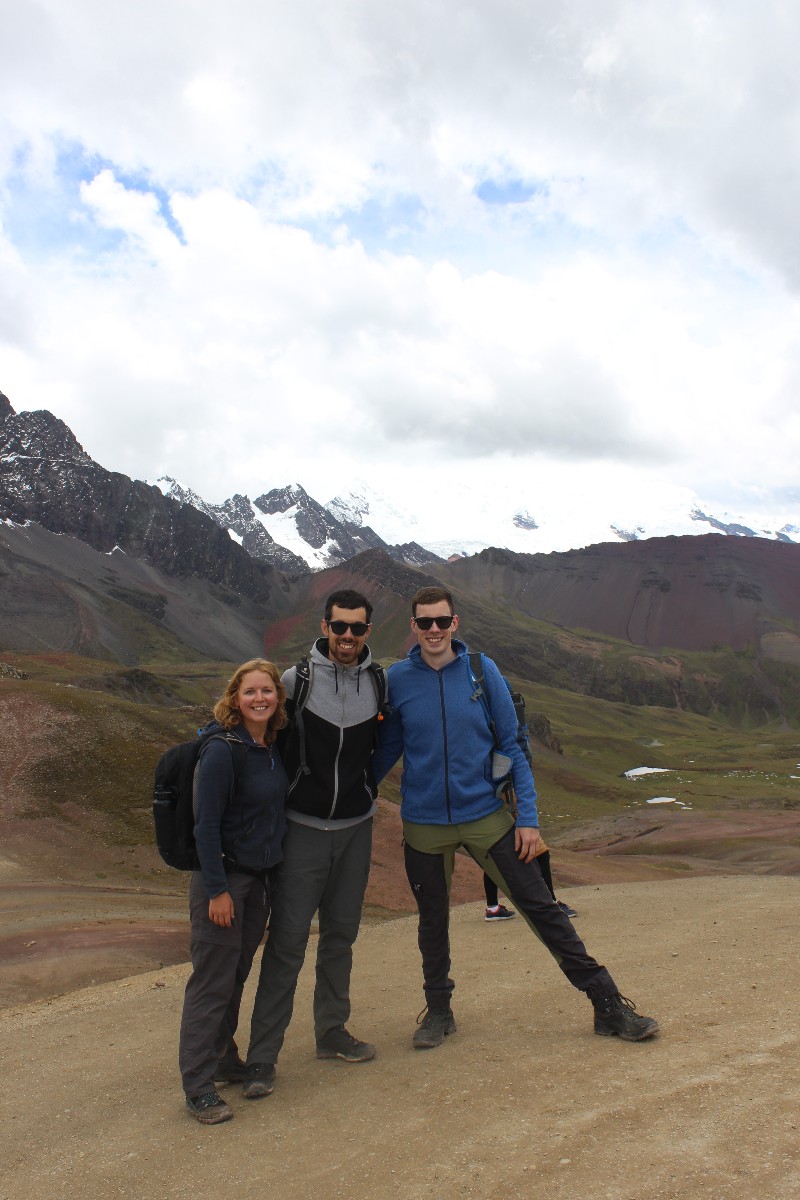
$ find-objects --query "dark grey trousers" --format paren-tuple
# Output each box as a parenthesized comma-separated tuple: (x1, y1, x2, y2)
(179, 871, 270, 1097)
(247, 817, 372, 1065)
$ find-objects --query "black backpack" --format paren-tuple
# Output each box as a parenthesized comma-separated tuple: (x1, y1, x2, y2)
(152, 731, 247, 870)
(286, 656, 389, 777)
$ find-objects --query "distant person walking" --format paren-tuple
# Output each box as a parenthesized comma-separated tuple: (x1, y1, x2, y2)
(375, 585, 659, 1050)
(179, 659, 288, 1125)
(244, 589, 384, 1098)
(483, 867, 578, 920)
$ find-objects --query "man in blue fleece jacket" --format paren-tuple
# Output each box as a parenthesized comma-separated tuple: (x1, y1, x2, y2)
(375, 585, 659, 1049)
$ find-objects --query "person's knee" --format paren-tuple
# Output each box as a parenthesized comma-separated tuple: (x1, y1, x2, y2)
(317, 914, 360, 946)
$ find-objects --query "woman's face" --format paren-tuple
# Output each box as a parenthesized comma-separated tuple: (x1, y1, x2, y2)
(235, 669, 279, 730)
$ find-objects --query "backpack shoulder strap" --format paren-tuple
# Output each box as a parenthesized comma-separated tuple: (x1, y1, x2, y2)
(291, 657, 314, 776)
(367, 661, 388, 711)
(292, 656, 313, 714)
(200, 732, 248, 803)
(365, 660, 390, 746)
(467, 652, 499, 748)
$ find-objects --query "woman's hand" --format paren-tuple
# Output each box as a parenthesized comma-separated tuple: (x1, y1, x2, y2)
(208, 891, 235, 927)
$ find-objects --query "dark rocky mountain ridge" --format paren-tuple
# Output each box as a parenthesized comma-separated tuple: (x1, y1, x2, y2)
(0, 397, 291, 604)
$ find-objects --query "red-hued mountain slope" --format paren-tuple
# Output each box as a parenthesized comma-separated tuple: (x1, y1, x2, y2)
(446, 534, 800, 658)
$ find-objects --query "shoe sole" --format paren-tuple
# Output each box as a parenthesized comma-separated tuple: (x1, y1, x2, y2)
(242, 1068, 276, 1099)
(412, 1019, 457, 1049)
(242, 1082, 275, 1099)
(484, 914, 515, 921)
(186, 1102, 234, 1124)
(594, 1018, 660, 1042)
(316, 1047, 376, 1063)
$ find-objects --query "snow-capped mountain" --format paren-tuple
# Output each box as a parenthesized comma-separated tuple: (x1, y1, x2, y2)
(325, 478, 800, 560)
(152, 478, 444, 571)
(4, 387, 798, 578)
(156, 468, 800, 573)
(154, 478, 308, 572)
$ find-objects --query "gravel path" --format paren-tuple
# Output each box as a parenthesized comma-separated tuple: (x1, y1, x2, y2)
(2, 875, 798, 1200)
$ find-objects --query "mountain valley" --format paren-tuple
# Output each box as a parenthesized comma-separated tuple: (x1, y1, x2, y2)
(2, 386, 800, 1008)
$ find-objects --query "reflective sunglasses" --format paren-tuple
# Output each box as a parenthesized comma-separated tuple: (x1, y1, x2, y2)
(327, 620, 370, 636)
(413, 615, 455, 631)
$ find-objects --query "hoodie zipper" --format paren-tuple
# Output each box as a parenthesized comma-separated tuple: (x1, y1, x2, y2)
(327, 664, 344, 818)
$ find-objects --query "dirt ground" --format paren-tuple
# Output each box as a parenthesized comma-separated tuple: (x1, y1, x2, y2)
(2, 874, 799, 1200)
(5, 798, 800, 1007)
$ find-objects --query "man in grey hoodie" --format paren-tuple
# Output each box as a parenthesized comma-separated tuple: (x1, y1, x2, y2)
(244, 589, 383, 1097)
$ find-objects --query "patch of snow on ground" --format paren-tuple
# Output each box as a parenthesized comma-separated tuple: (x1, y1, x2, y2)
(227, 529, 243, 545)
(624, 767, 673, 778)
(646, 797, 678, 804)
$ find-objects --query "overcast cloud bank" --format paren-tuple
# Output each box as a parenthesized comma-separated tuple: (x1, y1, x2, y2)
(1, 1, 799, 520)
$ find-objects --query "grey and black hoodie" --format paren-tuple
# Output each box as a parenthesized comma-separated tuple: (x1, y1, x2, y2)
(279, 638, 383, 829)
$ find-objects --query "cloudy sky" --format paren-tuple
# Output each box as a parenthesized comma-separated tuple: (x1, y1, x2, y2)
(1, 0, 799, 526)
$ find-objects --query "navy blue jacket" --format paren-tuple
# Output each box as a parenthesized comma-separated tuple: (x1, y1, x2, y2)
(193, 721, 288, 898)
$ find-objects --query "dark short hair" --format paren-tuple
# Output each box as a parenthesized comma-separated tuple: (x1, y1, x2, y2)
(324, 589, 373, 623)
(411, 585, 455, 616)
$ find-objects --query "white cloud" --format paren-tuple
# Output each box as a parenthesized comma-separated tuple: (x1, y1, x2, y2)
(0, 0, 798, 517)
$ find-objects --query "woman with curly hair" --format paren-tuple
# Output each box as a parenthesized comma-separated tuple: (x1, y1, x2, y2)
(179, 659, 288, 1125)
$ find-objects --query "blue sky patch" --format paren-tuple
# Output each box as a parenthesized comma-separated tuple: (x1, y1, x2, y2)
(2, 138, 185, 259)
(475, 178, 543, 205)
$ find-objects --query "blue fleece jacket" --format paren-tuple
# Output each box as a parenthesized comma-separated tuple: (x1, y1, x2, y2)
(374, 640, 538, 827)
(193, 721, 288, 898)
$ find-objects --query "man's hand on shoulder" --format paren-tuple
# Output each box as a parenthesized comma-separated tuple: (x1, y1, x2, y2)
(515, 826, 541, 862)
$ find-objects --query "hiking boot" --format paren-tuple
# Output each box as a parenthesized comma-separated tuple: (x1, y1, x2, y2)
(557, 900, 579, 919)
(316, 1025, 376, 1063)
(185, 1091, 233, 1125)
(485, 904, 515, 921)
(242, 1062, 276, 1099)
(412, 1000, 457, 1049)
(214, 1056, 248, 1084)
(592, 994, 659, 1041)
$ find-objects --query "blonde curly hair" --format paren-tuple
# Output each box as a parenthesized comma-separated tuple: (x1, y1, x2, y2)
(213, 659, 287, 743)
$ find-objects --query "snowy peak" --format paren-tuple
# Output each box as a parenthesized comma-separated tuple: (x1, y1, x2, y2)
(1, 409, 94, 468)
(154, 477, 307, 572)
(255, 484, 309, 516)
(326, 488, 371, 527)
(153, 476, 217, 521)
(255, 484, 365, 563)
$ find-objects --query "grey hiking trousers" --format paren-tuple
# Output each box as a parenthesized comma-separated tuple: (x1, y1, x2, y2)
(179, 871, 270, 1097)
(247, 816, 372, 1065)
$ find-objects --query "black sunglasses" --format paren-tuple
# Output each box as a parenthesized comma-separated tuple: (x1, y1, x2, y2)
(413, 615, 455, 630)
(327, 620, 370, 636)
